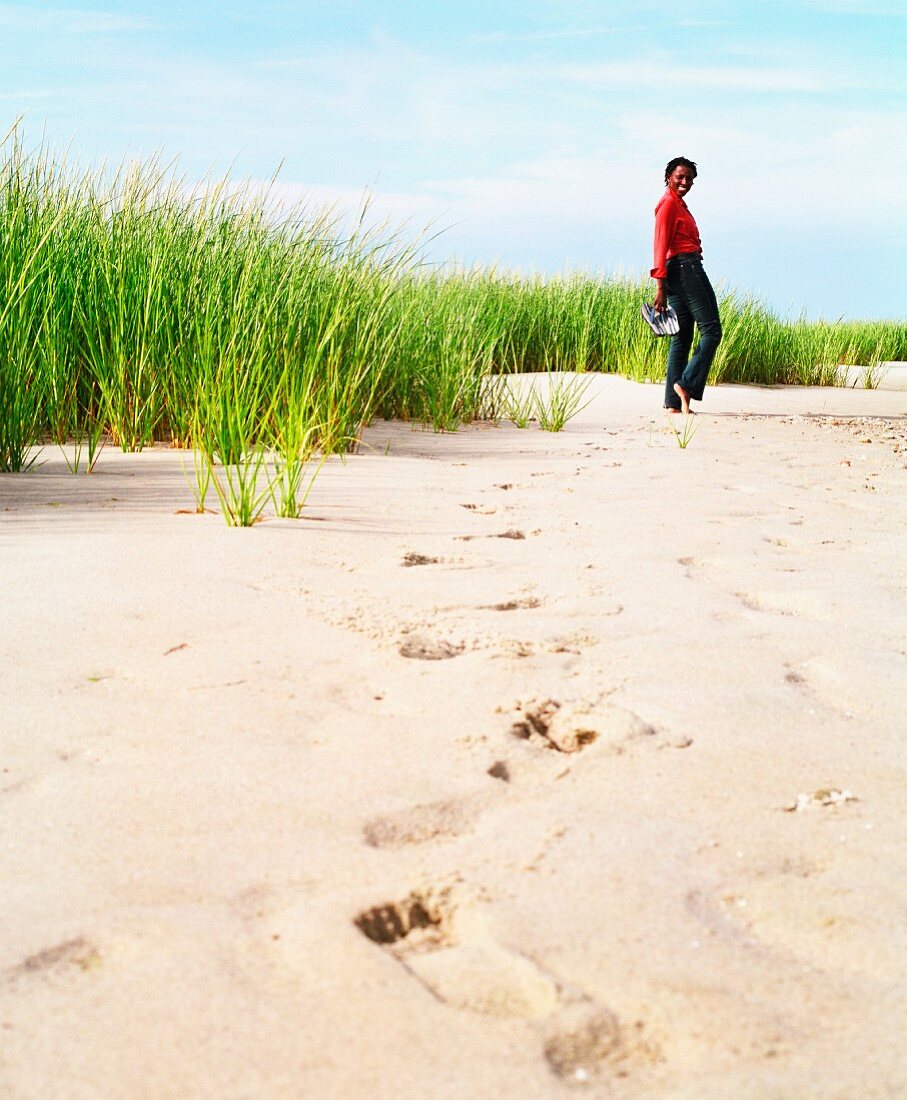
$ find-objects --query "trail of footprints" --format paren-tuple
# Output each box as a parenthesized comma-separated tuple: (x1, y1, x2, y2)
(9, 457, 881, 1089)
(303, 474, 591, 657)
(359, 460, 692, 1081)
(396, 524, 541, 662)
(3, 474, 670, 1091)
(363, 693, 686, 860)
(363, 480, 672, 1079)
(396, 595, 545, 662)
(394, 475, 593, 659)
(354, 691, 682, 1085)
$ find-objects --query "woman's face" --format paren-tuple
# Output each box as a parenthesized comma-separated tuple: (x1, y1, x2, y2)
(667, 165, 695, 198)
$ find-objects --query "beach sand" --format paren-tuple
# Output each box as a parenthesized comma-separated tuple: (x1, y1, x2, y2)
(2, 375, 905, 1099)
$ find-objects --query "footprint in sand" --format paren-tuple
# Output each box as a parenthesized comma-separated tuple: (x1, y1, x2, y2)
(686, 841, 904, 984)
(398, 634, 464, 660)
(7, 936, 102, 981)
(355, 888, 660, 1079)
(734, 589, 800, 616)
(509, 697, 660, 755)
(480, 596, 542, 612)
(401, 552, 443, 567)
(355, 887, 560, 1018)
(456, 529, 526, 542)
(796, 653, 901, 720)
(734, 589, 829, 618)
(362, 795, 487, 849)
(543, 1002, 658, 1084)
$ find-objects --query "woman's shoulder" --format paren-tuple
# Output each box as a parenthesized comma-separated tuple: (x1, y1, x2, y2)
(654, 190, 675, 215)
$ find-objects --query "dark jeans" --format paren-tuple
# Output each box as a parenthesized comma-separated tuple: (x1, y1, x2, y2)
(664, 253, 722, 409)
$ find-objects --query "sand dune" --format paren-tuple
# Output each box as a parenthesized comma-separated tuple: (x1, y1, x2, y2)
(1, 376, 905, 1098)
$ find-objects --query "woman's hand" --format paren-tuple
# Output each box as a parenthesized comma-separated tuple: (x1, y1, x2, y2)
(653, 282, 667, 313)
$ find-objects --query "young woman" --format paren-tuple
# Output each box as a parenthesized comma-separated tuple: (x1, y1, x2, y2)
(651, 156, 722, 415)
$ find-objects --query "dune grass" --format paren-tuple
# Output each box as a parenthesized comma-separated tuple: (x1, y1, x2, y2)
(1, 129, 904, 516)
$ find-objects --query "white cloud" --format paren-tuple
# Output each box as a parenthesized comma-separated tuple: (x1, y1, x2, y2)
(471, 25, 630, 44)
(559, 60, 827, 94)
(237, 179, 448, 236)
(614, 110, 907, 229)
(243, 98, 906, 280)
(0, 90, 56, 101)
(0, 5, 159, 32)
(803, 0, 904, 12)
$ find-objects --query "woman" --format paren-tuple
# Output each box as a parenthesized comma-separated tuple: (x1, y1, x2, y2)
(651, 156, 722, 415)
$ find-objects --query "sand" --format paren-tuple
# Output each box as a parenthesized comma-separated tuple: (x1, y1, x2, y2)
(1, 375, 905, 1099)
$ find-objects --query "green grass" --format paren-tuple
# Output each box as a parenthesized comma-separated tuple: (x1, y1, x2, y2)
(666, 413, 702, 450)
(1, 127, 904, 508)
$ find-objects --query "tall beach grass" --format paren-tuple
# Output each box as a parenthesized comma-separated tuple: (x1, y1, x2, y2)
(1, 127, 904, 483)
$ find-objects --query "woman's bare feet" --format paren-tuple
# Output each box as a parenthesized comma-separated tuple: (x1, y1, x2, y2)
(673, 382, 691, 416)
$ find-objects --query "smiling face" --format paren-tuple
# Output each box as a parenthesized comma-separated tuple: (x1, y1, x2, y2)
(667, 165, 696, 198)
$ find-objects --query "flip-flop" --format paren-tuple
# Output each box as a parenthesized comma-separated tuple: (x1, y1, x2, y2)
(641, 303, 680, 337)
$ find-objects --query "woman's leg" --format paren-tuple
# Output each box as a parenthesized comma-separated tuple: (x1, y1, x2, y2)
(664, 277, 694, 410)
(678, 264, 722, 401)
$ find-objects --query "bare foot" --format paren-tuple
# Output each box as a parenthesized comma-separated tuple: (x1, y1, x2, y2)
(673, 383, 691, 416)
(664, 406, 682, 415)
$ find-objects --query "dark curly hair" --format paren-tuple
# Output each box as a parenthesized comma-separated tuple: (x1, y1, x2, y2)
(664, 156, 698, 183)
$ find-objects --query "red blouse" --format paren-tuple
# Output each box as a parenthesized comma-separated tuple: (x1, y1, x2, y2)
(650, 189, 702, 279)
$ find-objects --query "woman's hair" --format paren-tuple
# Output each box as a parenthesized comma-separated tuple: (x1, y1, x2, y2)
(664, 156, 698, 183)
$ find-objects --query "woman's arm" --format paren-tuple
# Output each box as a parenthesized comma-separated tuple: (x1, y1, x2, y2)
(650, 199, 673, 312)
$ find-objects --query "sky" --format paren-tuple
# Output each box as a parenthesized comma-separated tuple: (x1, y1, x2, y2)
(4, 0, 906, 320)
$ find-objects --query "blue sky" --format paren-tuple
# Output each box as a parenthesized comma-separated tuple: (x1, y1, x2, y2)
(4, 0, 906, 319)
